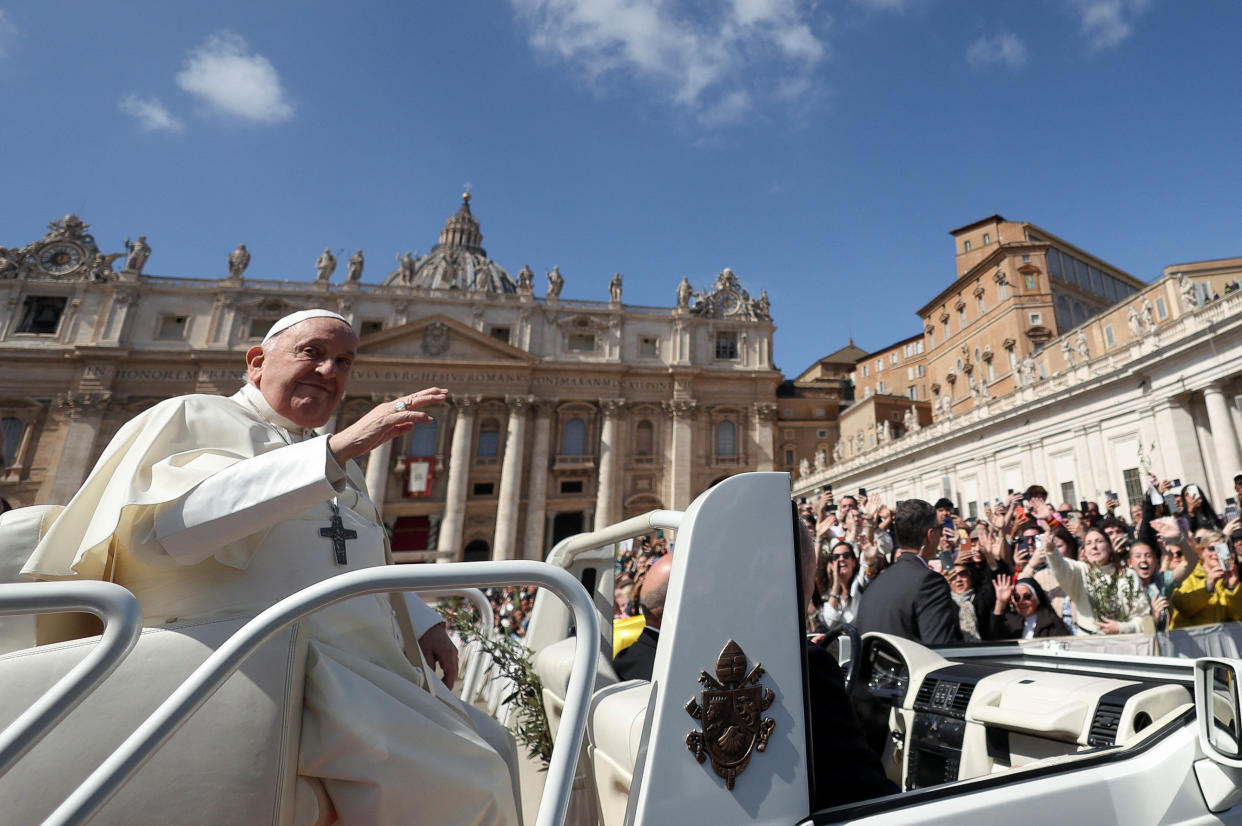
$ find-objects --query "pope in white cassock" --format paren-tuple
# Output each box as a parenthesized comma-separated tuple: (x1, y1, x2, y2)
(20, 310, 521, 826)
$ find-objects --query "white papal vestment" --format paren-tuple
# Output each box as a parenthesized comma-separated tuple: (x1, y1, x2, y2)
(22, 384, 519, 826)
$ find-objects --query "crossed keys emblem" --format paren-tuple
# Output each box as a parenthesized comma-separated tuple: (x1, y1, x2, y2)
(685, 639, 776, 790)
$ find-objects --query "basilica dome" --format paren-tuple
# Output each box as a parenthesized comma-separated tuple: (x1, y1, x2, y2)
(381, 193, 516, 293)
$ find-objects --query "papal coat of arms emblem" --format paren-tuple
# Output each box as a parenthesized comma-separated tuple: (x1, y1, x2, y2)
(685, 639, 776, 790)
(421, 321, 450, 356)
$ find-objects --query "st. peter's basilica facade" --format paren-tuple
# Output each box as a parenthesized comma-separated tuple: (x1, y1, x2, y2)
(0, 197, 780, 561)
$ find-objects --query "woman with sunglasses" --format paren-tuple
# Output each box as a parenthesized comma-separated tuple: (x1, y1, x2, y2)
(820, 540, 871, 634)
(988, 574, 1069, 639)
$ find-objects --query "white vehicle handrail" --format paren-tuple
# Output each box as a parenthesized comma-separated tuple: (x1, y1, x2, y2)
(419, 587, 495, 632)
(418, 587, 497, 704)
(40, 562, 598, 826)
(0, 581, 142, 778)
(546, 509, 682, 567)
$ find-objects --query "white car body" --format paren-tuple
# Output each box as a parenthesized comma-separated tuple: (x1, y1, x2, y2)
(3, 472, 1242, 825)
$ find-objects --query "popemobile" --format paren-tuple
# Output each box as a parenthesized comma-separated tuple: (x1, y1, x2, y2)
(3, 473, 1242, 825)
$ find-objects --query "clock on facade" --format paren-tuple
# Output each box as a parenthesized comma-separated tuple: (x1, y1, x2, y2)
(37, 242, 86, 275)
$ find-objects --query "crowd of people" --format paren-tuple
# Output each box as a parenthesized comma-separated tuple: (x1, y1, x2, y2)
(799, 475, 1242, 645)
(481, 585, 538, 639)
(613, 533, 671, 618)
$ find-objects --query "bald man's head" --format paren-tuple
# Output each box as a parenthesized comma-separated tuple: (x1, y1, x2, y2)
(639, 553, 673, 629)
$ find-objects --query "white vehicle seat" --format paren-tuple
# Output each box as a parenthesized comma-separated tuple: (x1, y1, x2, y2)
(533, 634, 619, 738)
(587, 680, 652, 826)
(0, 614, 327, 826)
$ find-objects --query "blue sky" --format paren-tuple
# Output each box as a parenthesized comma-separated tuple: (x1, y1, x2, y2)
(1, 0, 1238, 375)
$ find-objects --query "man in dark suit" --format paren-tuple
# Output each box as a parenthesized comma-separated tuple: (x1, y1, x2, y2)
(613, 552, 672, 681)
(854, 499, 963, 646)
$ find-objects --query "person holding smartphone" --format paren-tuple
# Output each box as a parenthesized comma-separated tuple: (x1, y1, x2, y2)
(1169, 529, 1242, 628)
(1131, 518, 1198, 632)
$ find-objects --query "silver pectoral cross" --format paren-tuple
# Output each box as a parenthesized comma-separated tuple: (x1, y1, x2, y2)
(320, 503, 357, 565)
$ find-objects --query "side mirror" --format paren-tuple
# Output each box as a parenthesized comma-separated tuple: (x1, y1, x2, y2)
(1196, 658, 1242, 766)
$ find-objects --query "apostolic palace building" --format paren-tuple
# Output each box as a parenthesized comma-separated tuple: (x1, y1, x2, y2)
(0, 198, 782, 561)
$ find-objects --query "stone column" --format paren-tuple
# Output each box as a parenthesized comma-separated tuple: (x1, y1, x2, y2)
(523, 400, 556, 560)
(594, 398, 626, 530)
(47, 393, 111, 505)
(1151, 396, 1210, 495)
(664, 399, 697, 511)
(1202, 383, 1242, 503)
(437, 394, 480, 561)
(363, 440, 393, 516)
(752, 402, 777, 472)
(493, 395, 532, 560)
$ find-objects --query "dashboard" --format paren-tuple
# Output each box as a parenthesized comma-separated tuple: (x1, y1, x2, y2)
(854, 634, 1193, 791)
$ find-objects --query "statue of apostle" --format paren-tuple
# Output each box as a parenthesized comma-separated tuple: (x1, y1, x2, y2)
(228, 243, 250, 279)
(315, 248, 337, 283)
(346, 249, 365, 283)
(20, 310, 520, 826)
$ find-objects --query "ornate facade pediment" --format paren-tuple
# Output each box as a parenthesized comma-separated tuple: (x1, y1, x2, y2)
(688, 268, 770, 322)
(1, 214, 123, 283)
(357, 314, 537, 363)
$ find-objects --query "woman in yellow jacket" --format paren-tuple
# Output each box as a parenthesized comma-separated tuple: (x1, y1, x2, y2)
(1169, 532, 1242, 628)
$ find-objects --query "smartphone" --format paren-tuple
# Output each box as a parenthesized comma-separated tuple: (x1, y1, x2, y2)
(1008, 489, 1014, 496)
(1166, 492, 1182, 513)
(1215, 543, 1233, 571)
(1169, 478, 1182, 489)
(937, 549, 955, 570)
(858, 487, 867, 498)
(1033, 534, 1045, 551)
(943, 517, 955, 533)
(1079, 500, 1089, 513)
(1016, 535, 1031, 553)
(823, 484, 833, 493)
(1226, 498, 1239, 523)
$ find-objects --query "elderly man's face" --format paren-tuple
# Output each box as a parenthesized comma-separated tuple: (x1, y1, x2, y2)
(247, 319, 358, 428)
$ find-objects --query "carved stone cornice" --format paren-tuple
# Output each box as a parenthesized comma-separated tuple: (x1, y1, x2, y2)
(452, 394, 482, 411)
(505, 394, 534, 411)
(599, 398, 627, 417)
(753, 402, 778, 423)
(56, 391, 112, 418)
(662, 399, 697, 419)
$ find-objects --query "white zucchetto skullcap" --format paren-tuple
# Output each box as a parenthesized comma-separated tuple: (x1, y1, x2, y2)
(262, 309, 353, 344)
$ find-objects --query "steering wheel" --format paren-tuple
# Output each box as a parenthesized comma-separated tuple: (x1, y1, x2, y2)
(841, 622, 863, 695)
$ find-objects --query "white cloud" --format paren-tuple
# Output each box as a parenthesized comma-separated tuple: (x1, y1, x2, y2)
(118, 93, 185, 133)
(0, 10, 18, 59)
(176, 31, 294, 124)
(509, 0, 827, 125)
(1066, 0, 1152, 52)
(848, 0, 918, 11)
(965, 32, 1029, 69)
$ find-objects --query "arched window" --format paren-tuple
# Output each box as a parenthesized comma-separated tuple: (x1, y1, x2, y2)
(407, 419, 438, 457)
(477, 418, 500, 458)
(635, 420, 654, 456)
(462, 539, 491, 563)
(716, 420, 736, 458)
(561, 417, 586, 456)
(0, 417, 24, 467)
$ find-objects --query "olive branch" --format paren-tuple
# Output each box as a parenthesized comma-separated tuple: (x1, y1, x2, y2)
(438, 602, 553, 767)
